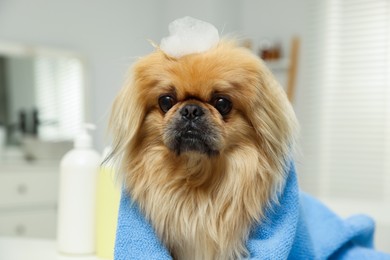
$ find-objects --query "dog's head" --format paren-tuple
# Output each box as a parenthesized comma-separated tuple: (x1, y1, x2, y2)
(109, 40, 296, 185)
(109, 39, 298, 259)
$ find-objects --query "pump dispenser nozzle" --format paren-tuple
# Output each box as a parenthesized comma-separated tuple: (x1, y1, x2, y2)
(74, 124, 96, 149)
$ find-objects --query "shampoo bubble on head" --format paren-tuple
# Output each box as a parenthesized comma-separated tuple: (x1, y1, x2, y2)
(57, 124, 101, 255)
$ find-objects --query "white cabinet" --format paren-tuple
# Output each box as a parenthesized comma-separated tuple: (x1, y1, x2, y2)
(0, 209, 57, 238)
(0, 161, 59, 239)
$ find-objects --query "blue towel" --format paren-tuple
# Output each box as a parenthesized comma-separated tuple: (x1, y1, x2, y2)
(114, 163, 389, 259)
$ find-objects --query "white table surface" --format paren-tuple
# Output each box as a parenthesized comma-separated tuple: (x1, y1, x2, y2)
(0, 237, 107, 260)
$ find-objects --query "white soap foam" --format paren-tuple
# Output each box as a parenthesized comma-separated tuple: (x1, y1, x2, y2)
(160, 16, 220, 58)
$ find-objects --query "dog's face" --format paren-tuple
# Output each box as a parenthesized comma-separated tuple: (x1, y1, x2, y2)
(154, 46, 262, 157)
(111, 41, 295, 169)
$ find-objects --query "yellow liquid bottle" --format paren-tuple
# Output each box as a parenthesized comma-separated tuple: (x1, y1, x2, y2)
(96, 149, 121, 259)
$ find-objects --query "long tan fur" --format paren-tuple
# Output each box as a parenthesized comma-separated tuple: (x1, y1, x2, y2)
(109, 40, 297, 259)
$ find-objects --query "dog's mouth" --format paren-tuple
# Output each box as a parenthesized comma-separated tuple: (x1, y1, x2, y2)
(181, 129, 200, 140)
(166, 125, 220, 156)
(178, 128, 219, 156)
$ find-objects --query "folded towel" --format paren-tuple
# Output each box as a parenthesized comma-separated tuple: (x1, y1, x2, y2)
(114, 163, 389, 259)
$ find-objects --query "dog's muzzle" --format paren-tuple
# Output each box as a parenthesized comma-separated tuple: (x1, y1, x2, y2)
(164, 103, 220, 156)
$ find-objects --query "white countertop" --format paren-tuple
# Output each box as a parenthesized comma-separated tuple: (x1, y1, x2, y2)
(0, 237, 107, 260)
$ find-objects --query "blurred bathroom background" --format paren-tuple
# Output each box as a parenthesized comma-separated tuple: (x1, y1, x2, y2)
(0, 0, 389, 254)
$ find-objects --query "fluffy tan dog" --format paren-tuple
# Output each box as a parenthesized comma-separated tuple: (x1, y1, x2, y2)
(109, 40, 297, 260)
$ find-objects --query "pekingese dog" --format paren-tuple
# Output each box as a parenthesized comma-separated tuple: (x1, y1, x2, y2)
(109, 40, 297, 259)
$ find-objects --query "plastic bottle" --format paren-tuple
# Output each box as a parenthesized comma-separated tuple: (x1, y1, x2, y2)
(57, 124, 101, 255)
(96, 147, 121, 259)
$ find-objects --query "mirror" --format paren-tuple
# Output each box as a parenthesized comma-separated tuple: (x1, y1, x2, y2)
(0, 43, 87, 161)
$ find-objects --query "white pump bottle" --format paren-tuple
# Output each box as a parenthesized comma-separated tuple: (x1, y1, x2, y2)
(57, 124, 101, 255)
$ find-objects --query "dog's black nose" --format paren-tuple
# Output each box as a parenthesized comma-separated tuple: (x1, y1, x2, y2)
(180, 104, 204, 120)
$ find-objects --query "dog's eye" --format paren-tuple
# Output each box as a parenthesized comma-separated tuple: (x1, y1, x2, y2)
(214, 97, 232, 116)
(159, 95, 176, 113)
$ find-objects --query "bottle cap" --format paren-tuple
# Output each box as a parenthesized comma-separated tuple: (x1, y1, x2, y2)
(74, 123, 96, 149)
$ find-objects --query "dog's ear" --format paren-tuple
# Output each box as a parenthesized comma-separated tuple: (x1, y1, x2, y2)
(108, 73, 145, 162)
(248, 65, 297, 174)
